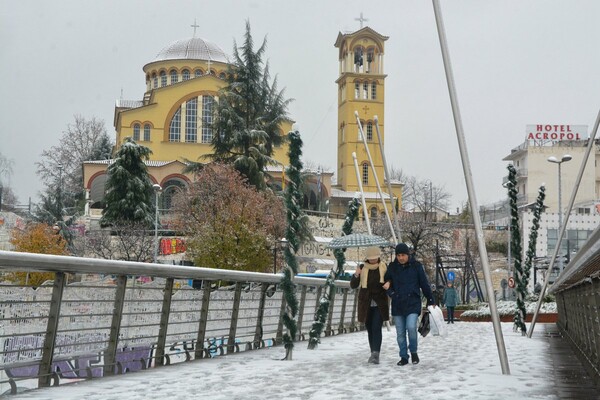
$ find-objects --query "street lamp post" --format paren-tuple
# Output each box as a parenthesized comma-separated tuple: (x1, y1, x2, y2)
(152, 184, 162, 264)
(547, 154, 572, 274)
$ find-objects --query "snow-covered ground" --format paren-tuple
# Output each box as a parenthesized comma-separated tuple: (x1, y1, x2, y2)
(461, 300, 557, 318)
(7, 323, 569, 400)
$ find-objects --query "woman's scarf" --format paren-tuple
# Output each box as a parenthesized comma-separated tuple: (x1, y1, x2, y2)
(360, 260, 387, 289)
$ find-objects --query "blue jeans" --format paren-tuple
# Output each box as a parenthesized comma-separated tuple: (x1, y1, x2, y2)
(393, 313, 419, 359)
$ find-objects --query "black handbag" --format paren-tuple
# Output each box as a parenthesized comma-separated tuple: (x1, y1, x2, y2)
(418, 311, 430, 337)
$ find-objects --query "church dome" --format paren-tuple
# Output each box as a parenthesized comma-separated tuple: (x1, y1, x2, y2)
(151, 37, 230, 64)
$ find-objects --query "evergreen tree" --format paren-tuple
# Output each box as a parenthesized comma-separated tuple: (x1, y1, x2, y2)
(100, 138, 154, 227)
(209, 20, 292, 190)
(280, 131, 312, 360)
(307, 197, 360, 349)
(88, 132, 114, 161)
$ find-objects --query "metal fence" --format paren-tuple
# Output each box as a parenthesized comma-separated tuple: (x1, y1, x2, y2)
(549, 225, 600, 385)
(0, 250, 358, 395)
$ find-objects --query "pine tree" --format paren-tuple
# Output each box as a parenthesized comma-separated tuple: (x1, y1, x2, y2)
(101, 138, 154, 227)
(307, 197, 360, 349)
(209, 20, 292, 190)
(280, 131, 312, 360)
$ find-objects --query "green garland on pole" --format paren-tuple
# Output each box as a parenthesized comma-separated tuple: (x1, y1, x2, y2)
(507, 165, 526, 334)
(307, 197, 360, 349)
(522, 185, 546, 311)
(281, 131, 312, 360)
(507, 165, 546, 336)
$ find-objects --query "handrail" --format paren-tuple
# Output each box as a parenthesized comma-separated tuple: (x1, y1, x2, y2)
(0, 250, 356, 394)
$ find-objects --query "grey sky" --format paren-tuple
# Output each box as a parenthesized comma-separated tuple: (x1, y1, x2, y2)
(2, 0, 600, 212)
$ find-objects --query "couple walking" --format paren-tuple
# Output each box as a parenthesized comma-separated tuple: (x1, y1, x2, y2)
(350, 243, 436, 366)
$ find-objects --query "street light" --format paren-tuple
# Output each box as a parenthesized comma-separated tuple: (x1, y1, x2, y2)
(57, 163, 64, 218)
(547, 154, 572, 273)
(152, 183, 162, 264)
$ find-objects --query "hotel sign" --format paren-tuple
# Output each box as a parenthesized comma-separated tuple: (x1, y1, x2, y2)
(527, 124, 587, 146)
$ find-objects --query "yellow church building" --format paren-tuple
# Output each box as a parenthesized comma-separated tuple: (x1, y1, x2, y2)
(83, 34, 293, 213)
(83, 22, 401, 223)
(328, 26, 403, 219)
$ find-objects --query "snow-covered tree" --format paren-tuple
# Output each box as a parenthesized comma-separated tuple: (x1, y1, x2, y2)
(0, 152, 17, 209)
(307, 197, 360, 349)
(100, 137, 154, 227)
(208, 20, 292, 190)
(171, 163, 286, 272)
(36, 115, 112, 213)
(280, 131, 312, 360)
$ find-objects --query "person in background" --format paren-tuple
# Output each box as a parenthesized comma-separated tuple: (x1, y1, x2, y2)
(383, 243, 436, 366)
(443, 281, 458, 324)
(350, 246, 389, 364)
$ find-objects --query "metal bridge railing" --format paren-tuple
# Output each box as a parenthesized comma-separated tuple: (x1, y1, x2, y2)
(0, 250, 357, 395)
(549, 225, 600, 384)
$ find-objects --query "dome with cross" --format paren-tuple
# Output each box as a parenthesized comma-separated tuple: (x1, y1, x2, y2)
(150, 37, 229, 64)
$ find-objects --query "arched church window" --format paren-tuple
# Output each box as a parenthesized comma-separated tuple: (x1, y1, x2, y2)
(371, 82, 377, 100)
(133, 124, 140, 141)
(354, 46, 364, 73)
(363, 82, 368, 99)
(355, 82, 360, 99)
(366, 48, 375, 73)
(170, 69, 178, 84)
(202, 96, 214, 143)
(152, 73, 158, 88)
(162, 179, 187, 209)
(370, 206, 378, 219)
(367, 122, 373, 141)
(185, 98, 197, 142)
(182, 69, 190, 81)
(160, 71, 167, 87)
(362, 163, 369, 185)
(144, 124, 151, 141)
(169, 108, 181, 142)
(194, 69, 203, 77)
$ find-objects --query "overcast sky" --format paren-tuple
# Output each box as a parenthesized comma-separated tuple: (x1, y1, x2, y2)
(2, 0, 600, 212)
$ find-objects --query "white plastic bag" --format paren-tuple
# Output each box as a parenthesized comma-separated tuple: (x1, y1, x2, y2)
(427, 305, 447, 337)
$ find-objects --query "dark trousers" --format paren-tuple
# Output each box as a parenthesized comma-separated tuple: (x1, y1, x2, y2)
(365, 306, 383, 352)
(447, 306, 455, 322)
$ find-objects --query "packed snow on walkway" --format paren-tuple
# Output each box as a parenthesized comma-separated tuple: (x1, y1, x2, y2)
(10, 322, 559, 400)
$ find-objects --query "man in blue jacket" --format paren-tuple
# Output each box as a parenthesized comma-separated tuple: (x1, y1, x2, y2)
(383, 243, 436, 366)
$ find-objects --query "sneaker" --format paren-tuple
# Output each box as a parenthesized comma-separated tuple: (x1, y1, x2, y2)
(411, 353, 419, 364)
(397, 357, 409, 366)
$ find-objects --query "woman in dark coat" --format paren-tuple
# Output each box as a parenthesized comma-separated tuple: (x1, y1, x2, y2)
(350, 246, 389, 364)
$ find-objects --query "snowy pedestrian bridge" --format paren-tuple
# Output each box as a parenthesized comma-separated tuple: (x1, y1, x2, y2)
(0, 250, 598, 399)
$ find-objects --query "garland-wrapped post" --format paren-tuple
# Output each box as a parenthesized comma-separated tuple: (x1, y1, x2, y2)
(521, 186, 546, 322)
(281, 131, 312, 360)
(507, 165, 525, 334)
(307, 197, 360, 349)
